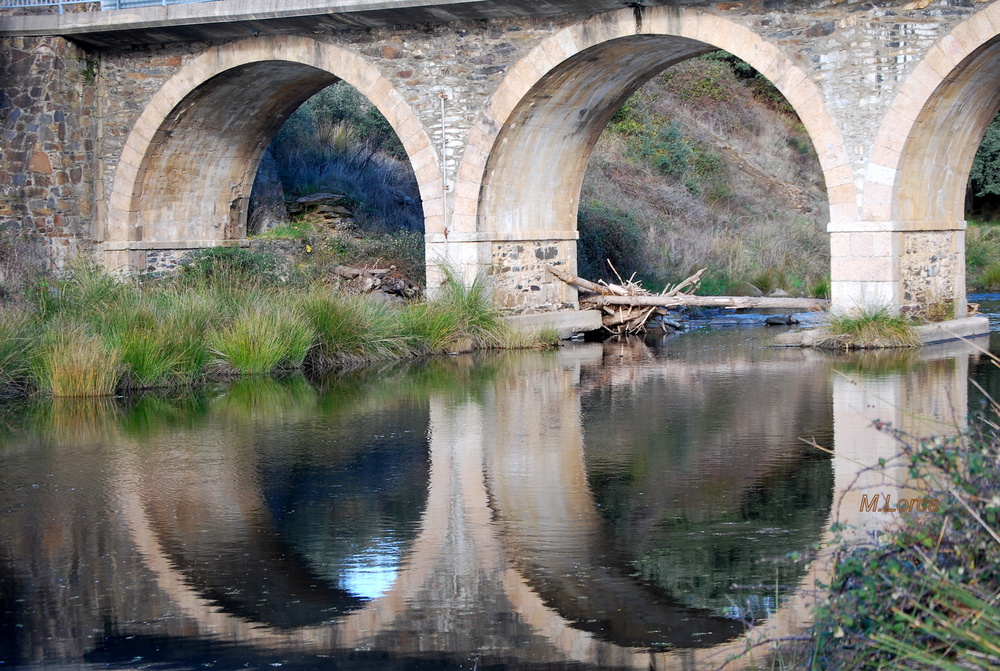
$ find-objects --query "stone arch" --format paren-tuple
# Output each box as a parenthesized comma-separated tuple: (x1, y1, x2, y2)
(103, 35, 435, 271)
(858, 7, 1000, 315)
(441, 7, 850, 306)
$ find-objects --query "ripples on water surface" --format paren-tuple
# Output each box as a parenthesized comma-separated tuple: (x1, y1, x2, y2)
(0, 320, 991, 669)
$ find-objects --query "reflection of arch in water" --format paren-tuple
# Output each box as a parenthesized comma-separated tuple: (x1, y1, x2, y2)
(577, 340, 835, 620)
(481, 352, 749, 650)
(112, 342, 977, 669)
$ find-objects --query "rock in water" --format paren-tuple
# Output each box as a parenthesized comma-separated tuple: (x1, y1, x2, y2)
(765, 315, 799, 326)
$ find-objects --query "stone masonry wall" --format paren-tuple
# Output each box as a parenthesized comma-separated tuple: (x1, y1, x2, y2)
(92, 4, 997, 233)
(490, 239, 577, 311)
(92, 17, 583, 216)
(0, 35, 97, 269)
(899, 230, 963, 321)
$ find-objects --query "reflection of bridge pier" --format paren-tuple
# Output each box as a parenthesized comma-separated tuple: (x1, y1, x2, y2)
(830, 347, 972, 536)
(105, 340, 979, 669)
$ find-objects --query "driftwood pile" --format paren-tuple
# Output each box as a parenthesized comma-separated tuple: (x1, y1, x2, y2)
(548, 263, 830, 335)
(548, 264, 706, 334)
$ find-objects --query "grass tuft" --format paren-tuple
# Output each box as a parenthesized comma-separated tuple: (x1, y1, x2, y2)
(0, 308, 37, 395)
(32, 322, 123, 397)
(815, 307, 921, 350)
(208, 303, 316, 376)
(299, 291, 412, 369)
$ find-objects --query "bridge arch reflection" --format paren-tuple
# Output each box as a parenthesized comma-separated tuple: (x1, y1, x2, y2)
(107, 339, 977, 669)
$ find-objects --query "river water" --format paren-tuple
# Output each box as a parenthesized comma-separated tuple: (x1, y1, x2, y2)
(0, 308, 996, 670)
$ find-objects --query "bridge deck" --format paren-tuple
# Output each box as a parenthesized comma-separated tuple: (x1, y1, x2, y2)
(4, 0, 661, 47)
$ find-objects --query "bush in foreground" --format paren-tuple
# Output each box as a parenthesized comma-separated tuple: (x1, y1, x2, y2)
(808, 409, 1000, 669)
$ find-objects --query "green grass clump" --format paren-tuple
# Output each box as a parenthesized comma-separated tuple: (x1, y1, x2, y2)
(158, 290, 217, 383)
(816, 307, 921, 350)
(112, 330, 188, 390)
(0, 250, 555, 395)
(0, 308, 36, 395)
(94, 292, 182, 389)
(399, 301, 465, 354)
(298, 291, 411, 369)
(208, 303, 315, 376)
(255, 218, 314, 240)
(32, 322, 123, 397)
(978, 261, 1000, 292)
(496, 326, 561, 350)
(435, 272, 508, 349)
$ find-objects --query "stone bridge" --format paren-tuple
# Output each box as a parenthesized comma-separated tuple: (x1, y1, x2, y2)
(2, 0, 1000, 316)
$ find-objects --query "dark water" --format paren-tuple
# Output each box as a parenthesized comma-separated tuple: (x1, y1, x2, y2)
(0, 320, 990, 670)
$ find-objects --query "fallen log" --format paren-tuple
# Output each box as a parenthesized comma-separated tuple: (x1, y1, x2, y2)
(547, 265, 627, 295)
(589, 295, 829, 310)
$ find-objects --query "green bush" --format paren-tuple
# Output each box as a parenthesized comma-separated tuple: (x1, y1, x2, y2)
(810, 410, 1000, 669)
(636, 121, 693, 178)
(178, 247, 283, 288)
(607, 96, 647, 137)
(577, 201, 648, 283)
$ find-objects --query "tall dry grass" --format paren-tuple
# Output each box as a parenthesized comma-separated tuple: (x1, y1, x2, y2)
(32, 322, 123, 397)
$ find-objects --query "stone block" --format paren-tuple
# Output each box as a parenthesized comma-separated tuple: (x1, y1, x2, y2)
(831, 280, 899, 312)
(832, 255, 895, 282)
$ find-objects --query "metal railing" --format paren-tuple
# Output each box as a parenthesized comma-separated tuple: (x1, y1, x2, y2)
(101, 0, 220, 8)
(0, 0, 217, 13)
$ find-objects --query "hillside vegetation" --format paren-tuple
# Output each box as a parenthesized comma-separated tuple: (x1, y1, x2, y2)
(966, 113, 1000, 292)
(578, 52, 829, 296)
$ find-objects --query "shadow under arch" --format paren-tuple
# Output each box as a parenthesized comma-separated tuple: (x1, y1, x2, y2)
(452, 6, 852, 245)
(103, 35, 435, 271)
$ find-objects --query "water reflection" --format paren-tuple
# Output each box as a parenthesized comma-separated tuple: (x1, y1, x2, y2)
(579, 339, 833, 623)
(0, 328, 986, 669)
